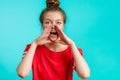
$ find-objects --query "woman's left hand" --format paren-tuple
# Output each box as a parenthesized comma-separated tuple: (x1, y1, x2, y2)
(55, 25, 73, 45)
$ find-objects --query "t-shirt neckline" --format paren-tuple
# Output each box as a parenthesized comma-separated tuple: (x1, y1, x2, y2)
(42, 45, 70, 53)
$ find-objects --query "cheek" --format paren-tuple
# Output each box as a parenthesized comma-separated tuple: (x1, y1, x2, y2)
(57, 24, 64, 30)
(42, 24, 50, 29)
(60, 24, 64, 30)
(42, 24, 49, 30)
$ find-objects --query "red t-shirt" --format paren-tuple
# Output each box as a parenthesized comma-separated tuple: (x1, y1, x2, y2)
(23, 44, 83, 80)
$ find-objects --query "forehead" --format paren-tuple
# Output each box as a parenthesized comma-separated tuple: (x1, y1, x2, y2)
(44, 11, 63, 20)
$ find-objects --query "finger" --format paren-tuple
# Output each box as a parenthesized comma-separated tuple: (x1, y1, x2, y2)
(55, 25, 68, 41)
(55, 25, 65, 37)
(42, 25, 52, 36)
(44, 25, 51, 32)
(55, 26, 72, 45)
(46, 40, 52, 44)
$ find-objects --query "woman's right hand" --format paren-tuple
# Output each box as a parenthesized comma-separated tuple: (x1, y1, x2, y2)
(17, 26, 51, 78)
(34, 26, 52, 45)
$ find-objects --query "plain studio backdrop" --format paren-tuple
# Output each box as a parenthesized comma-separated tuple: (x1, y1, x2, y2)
(0, 0, 120, 80)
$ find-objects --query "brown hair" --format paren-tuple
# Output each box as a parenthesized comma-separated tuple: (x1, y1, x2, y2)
(40, 0, 66, 24)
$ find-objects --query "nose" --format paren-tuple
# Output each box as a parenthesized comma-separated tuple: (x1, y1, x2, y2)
(51, 21, 56, 29)
(51, 25, 55, 29)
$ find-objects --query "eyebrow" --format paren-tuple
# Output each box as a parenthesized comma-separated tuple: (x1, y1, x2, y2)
(44, 19, 63, 21)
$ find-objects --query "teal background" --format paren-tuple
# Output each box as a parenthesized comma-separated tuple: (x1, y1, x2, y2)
(0, 0, 120, 80)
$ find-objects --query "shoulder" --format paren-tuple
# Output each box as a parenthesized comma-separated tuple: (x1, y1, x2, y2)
(24, 44, 44, 52)
(67, 46, 83, 56)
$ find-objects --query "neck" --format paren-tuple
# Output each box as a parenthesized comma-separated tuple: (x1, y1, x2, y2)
(45, 42, 68, 52)
(45, 42, 60, 49)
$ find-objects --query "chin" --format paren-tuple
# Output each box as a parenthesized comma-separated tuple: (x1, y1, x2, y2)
(49, 37, 58, 42)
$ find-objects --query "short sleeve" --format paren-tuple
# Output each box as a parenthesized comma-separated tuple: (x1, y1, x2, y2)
(22, 44, 31, 58)
(24, 44, 31, 53)
(72, 48, 83, 70)
(78, 48, 83, 56)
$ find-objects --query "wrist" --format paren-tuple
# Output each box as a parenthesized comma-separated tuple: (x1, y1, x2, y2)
(69, 40, 75, 47)
(32, 41, 37, 47)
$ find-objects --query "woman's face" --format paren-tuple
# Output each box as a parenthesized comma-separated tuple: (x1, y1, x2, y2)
(42, 11, 64, 42)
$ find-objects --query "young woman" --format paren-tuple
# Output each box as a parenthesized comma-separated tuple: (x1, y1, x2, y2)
(17, 0, 90, 80)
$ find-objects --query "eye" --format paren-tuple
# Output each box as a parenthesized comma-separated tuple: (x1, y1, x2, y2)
(45, 21, 51, 24)
(56, 21, 62, 25)
(43, 20, 51, 25)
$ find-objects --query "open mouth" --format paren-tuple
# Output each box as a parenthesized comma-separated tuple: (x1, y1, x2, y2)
(50, 32, 57, 35)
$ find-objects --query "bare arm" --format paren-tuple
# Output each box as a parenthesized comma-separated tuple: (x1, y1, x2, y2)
(55, 25, 90, 79)
(70, 41, 90, 79)
(16, 26, 52, 78)
(17, 41, 37, 78)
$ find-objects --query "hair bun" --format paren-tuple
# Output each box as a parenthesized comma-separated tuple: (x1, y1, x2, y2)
(46, 0, 60, 8)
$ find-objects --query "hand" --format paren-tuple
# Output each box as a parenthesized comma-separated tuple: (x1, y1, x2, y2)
(34, 26, 52, 45)
(55, 25, 73, 45)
